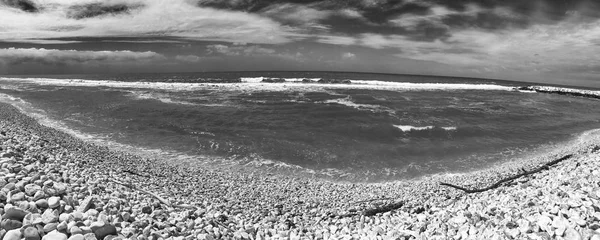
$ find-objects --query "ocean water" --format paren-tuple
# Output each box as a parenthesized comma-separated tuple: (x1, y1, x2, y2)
(1, 72, 599, 181)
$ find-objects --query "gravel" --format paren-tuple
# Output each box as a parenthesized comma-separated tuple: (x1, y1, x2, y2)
(1, 101, 599, 240)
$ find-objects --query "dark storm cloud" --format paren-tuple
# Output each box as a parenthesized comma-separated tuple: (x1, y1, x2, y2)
(67, 3, 143, 19)
(1, 0, 38, 12)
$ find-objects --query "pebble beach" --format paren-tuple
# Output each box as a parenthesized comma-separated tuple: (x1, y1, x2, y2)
(1, 99, 600, 240)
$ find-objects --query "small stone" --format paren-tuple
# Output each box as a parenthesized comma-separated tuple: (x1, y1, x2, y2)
(553, 217, 569, 237)
(42, 230, 67, 240)
(2, 206, 28, 221)
(563, 228, 582, 240)
(10, 192, 25, 202)
(48, 197, 60, 209)
(71, 211, 84, 221)
(77, 197, 94, 213)
(68, 234, 84, 240)
(93, 224, 117, 240)
(23, 213, 43, 226)
(83, 233, 97, 240)
(591, 235, 600, 240)
(449, 216, 468, 225)
(53, 183, 67, 195)
(23, 226, 41, 240)
(33, 191, 45, 201)
(43, 223, 59, 233)
(141, 206, 152, 214)
(24, 184, 42, 196)
(57, 221, 68, 232)
(89, 222, 105, 232)
(1, 219, 23, 231)
(70, 226, 83, 235)
(42, 209, 59, 224)
(35, 199, 48, 209)
(2, 229, 21, 240)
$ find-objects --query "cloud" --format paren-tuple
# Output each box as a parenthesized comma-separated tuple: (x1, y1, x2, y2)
(206, 44, 276, 56)
(0, 0, 294, 44)
(0, 48, 165, 65)
(341, 52, 357, 60)
(175, 54, 201, 63)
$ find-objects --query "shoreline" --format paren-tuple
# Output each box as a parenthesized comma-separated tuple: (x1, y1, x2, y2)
(1, 97, 600, 239)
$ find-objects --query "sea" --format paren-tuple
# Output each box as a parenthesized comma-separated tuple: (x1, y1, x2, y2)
(1, 71, 599, 182)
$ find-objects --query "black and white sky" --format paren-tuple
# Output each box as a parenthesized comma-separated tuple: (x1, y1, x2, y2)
(1, 0, 599, 86)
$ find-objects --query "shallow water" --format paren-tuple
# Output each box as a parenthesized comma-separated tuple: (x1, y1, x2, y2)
(1, 72, 599, 181)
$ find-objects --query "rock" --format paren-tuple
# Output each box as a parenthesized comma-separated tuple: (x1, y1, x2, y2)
(42, 231, 67, 240)
(2, 229, 21, 240)
(1, 219, 22, 231)
(53, 183, 67, 195)
(23, 213, 43, 226)
(48, 197, 60, 209)
(2, 206, 28, 221)
(41, 209, 59, 224)
(43, 223, 59, 233)
(57, 221, 68, 232)
(23, 226, 41, 240)
(563, 228, 582, 240)
(93, 224, 117, 240)
(33, 191, 45, 201)
(69, 226, 82, 235)
(553, 217, 569, 237)
(591, 235, 600, 240)
(83, 233, 97, 240)
(9, 192, 25, 202)
(24, 184, 42, 196)
(71, 211, 83, 221)
(68, 235, 84, 240)
(89, 222, 105, 232)
(141, 206, 152, 214)
(77, 197, 93, 213)
(35, 199, 48, 209)
(449, 216, 468, 225)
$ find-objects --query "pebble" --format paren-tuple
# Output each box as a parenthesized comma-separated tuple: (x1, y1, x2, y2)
(42, 231, 67, 240)
(47, 197, 60, 209)
(2, 229, 21, 240)
(23, 226, 40, 240)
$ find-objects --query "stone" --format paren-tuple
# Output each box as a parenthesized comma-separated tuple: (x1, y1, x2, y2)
(563, 228, 582, 240)
(42, 231, 67, 240)
(9, 192, 24, 202)
(43, 223, 59, 233)
(89, 222, 105, 232)
(1, 219, 22, 231)
(2, 206, 28, 221)
(24, 184, 42, 196)
(23, 213, 43, 226)
(2, 229, 21, 240)
(68, 235, 84, 240)
(77, 197, 93, 213)
(48, 197, 60, 209)
(53, 183, 67, 195)
(57, 221, 68, 232)
(42, 209, 59, 224)
(35, 199, 48, 209)
(449, 216, 468, 225)
(33, 191, 45, 201)
(553, 217, 569, 237)
(71, 211, 83, 221)
(69, 226, 82, 235)
(23, 226, 41, 240)
(591, 235, 600, 240)
(93, 224, 117, 240)
(141, 206, 152, 214)
(83, 233, 97, 240)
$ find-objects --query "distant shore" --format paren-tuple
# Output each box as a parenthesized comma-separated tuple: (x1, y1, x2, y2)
(1, 92, 600, 239)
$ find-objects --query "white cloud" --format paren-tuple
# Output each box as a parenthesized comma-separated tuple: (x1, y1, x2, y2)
(341, 52, 357, 60)
(0, 0, 295, 44)
(0, 48, 165, 65)
(175, 54, 201, 63)
(206, 44, 276, 56)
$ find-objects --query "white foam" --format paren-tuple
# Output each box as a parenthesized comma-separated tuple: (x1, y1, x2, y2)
(0, 77, 516, 93)
(394, 125, 457, 132)
(126, 90, 197, 105)
(323, 97, 392, 113)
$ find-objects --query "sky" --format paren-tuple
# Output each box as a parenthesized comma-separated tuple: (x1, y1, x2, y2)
(1, 0, 599, 87)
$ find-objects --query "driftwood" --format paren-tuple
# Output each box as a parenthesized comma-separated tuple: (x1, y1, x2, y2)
(440, 154, 573, 193)
(108, 179, 197, 210)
